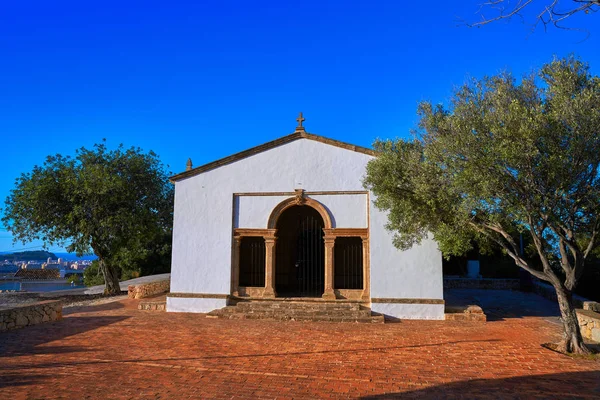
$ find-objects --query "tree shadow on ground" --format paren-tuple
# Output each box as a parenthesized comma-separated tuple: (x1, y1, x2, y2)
(0, 315, 129, 359)
(0, 373, 49, 389)
(0, 339, 501, 374)
(361, 370, 600, 399)
(63, 300, 126, 315)
(444, 289, 561, 321)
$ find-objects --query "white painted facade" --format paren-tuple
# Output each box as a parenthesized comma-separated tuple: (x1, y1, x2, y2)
(167, 135, 444, 319)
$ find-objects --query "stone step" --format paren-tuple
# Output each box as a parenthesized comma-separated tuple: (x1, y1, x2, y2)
(138, 301, 166, 311)
(233, 301, 362, 311)
(207, 301, 383, 323)
(445, 313, 486, 322)
(216, 312, 384, 324)
(212, 307, 372, 318)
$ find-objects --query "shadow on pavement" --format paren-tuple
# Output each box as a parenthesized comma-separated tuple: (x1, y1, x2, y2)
(444, 289, 561, 321)
(63, 300, 126, 315)
(361, 370, 600, 399)
(0, 315, 129, 359)
(0, 339, 501, 371)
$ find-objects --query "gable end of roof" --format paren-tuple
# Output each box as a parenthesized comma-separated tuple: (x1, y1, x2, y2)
(170, 131, 377, 182)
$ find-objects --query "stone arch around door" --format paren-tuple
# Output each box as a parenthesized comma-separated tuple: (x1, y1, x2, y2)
(267, 189, 333, 229)
(265, 190, 334, 299)
(232, 190, 370, 301)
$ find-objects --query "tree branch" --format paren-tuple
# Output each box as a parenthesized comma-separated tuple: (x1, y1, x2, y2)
(469, 221, 550, 282)
(467, 0, 600, 32)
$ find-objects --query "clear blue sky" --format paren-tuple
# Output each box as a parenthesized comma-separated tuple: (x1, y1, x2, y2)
(1, 1, 598, 253)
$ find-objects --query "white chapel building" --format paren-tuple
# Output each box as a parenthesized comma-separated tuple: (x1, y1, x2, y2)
(167, 115, 444, 320)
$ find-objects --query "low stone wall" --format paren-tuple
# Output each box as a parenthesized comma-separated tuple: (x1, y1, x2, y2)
(583, 301, 600, 313)
(444, 278, 520, 290)
(445, 304, 487, 322)
(531, 280, 590, 309)
(0, 300, 62, 332)
(128, 279, 170, 299)
(576, 309, 600, 343)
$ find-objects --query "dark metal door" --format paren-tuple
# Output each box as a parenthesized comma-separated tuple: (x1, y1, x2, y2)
(275, 206, 324, 297)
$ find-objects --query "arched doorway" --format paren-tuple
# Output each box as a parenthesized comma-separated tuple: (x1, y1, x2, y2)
(275, 205, 325, 297)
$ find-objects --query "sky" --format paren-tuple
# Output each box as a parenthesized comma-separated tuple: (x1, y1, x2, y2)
(0, 0, 599, 253)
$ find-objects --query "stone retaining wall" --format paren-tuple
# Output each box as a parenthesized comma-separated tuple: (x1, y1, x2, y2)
(531, 280, 590, 309)
(128, 279, 170, 299)
(444, 278, 520, 290)
(0, 300, 62, 332)
(576, 309, 600, 343)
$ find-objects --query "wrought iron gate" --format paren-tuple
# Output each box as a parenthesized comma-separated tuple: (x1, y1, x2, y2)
(275, 206, 325, 297)
(334, 237, 363, 289)
(239, 237, 266, 287)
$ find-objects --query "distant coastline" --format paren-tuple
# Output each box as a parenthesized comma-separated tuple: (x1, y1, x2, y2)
(0, 250, 97, 262)
(48, 253, 97, 261)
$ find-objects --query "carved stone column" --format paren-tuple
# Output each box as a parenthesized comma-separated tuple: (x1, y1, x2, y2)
(231, 236, 242, 297)
(263, 236, 277, 298)
(360, 235, 370, 300)
(323, 236, 336, 300)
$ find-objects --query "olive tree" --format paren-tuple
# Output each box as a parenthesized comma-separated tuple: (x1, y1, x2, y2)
(364, 56, 600, 354)
(2, 142, 174, 294)
(470, 0, 599, 31)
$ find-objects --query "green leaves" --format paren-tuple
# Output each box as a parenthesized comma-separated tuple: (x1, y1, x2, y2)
(2, 142, 174, 290)
(364, 56, 600, 278)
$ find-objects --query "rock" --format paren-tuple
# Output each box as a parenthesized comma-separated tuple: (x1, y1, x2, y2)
(15, 314, 28, 327)
(465, 305, 484, 314)
(591, 328, 600, 343)
(583, 302, 600, 312)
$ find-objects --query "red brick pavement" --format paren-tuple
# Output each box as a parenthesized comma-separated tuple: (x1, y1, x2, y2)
(0, 299, 598, 399)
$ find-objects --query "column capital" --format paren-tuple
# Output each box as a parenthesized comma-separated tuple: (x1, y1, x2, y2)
(324, 236, 336, 246)
(264, 236, 277, 245)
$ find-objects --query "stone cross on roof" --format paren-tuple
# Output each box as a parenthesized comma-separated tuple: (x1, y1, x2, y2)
(295, 112, 305, 132)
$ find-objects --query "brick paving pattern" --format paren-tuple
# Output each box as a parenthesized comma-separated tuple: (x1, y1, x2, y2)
(0, 294, 599, 399)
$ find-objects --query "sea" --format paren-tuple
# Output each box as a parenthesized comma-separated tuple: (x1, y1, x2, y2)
(0, 252, 96, 292)
(0, 280, 86, 292)
(49, 252, 98, 261)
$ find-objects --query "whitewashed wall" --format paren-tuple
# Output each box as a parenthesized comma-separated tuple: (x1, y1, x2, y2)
(168, 138, 444, 319)
(236, 194, 367, 229)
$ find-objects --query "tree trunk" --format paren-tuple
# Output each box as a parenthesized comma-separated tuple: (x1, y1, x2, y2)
(553, 284, 590, 354)
(98, 258, 121, 295)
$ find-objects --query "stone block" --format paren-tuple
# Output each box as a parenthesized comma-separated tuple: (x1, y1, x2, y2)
(592, 328, 600, 343)
(15, 314, 28, 327)
(583, 302, 600, 312)
(466, 305, 483, 314)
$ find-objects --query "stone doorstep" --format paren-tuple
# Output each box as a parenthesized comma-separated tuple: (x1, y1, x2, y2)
(230, 296, 367, 304)
(233, 302, 362, 311)
(207, 300, 384, 323)
(215, 307, 373, 318)
(216, 312, 385, 324)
